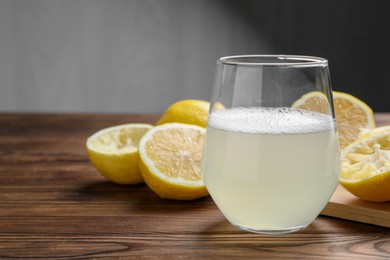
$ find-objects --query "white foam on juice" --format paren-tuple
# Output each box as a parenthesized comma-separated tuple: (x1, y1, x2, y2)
(208, 107, 335, 134)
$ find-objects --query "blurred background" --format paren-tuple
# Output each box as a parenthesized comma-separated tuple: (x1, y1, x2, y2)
(0, 0, 389, 113)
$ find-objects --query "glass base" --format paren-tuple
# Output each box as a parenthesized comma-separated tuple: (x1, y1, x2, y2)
(232, 223, 307, 235)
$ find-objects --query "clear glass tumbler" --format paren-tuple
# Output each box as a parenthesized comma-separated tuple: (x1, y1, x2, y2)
(202, 55, 340, 234)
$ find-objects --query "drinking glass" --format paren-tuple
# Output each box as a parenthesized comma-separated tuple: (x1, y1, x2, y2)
(202, 55, 340, 234)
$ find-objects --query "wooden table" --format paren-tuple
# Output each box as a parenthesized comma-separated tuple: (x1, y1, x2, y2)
(0, 113, 389, 259)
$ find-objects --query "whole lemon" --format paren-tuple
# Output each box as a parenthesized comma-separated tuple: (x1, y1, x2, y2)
(156, 99, 210, 128)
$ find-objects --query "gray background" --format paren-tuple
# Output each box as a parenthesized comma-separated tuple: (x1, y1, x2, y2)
(1, 0, 389, 113)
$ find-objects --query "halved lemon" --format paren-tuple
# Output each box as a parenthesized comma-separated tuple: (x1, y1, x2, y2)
(156, 99, 210, 128)
(340, 132, 390, 202)
(138, 123, 208, 200)
(291, 91, 331, 115)
(86, 124, 153, 184)
(292, 91, 375, 148)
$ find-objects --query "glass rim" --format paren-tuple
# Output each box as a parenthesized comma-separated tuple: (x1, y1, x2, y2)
(218, 54, 328, 67)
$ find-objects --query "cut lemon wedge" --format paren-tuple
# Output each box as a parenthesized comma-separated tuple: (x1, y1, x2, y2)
(138, 123, 208, 200)
(292, 91, 375, 149)
(340, 132, 390, 202)
(86, 124, 153, 184)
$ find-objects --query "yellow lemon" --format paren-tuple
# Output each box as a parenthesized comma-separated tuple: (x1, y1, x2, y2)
(86, 124, 153, 184)
(291, 91, 331, 115)
(340, 132, 390, 202)
(212, 101, 226, 111)
(138, 123, 208, 200)
(292, 91, 375, 149)
(156, 99, 210, 128)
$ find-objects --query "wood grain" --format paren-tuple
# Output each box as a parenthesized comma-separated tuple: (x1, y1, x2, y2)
(0, 113, 390, 259)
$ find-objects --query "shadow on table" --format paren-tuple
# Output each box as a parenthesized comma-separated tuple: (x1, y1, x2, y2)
(199, 216, 341, 238)
(73, 180, 213, 215)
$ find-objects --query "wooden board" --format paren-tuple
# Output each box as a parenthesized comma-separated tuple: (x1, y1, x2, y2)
(321, 185, 390, 228)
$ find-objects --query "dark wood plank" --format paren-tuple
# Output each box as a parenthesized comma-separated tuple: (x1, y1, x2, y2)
(0, 113, 390, 259)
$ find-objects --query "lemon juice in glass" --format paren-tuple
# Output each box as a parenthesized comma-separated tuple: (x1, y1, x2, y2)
(202, 55, 340, 234)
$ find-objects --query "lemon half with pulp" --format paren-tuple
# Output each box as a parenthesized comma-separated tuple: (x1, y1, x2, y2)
(340, 132, 390, 202)
(86, 123, 153, 184)
(138, 123, 208, 200)
(292, 91, 375, 149)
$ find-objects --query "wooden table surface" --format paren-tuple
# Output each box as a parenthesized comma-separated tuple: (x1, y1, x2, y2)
(0, 113, 389, 259)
